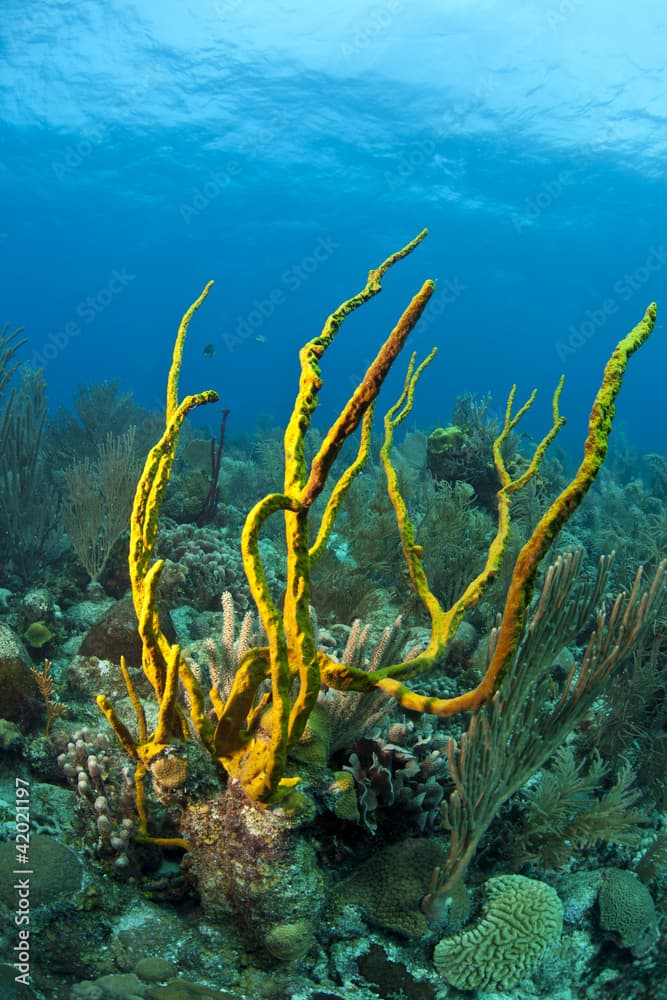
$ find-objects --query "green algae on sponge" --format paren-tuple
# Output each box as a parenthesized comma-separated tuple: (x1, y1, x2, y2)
(598, 867, 659, 957)
(433, 874, 563, 992)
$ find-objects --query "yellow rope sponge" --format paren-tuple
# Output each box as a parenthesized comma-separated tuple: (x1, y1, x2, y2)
(99, 229, 657, 808)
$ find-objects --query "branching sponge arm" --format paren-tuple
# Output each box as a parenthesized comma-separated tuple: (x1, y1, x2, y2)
(322, 301, 658, 722)
(485, 301, 658, 690)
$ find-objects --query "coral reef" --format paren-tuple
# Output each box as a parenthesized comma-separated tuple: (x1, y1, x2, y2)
(1, 240, 665, 999)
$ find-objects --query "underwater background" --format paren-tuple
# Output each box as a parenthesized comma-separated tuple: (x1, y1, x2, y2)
(1, 2, 667, 999)
(2, 0, 667, 451)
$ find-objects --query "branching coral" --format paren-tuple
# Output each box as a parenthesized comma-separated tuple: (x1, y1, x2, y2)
(420, 549, 664, 916)
(62, 427, 141, 582)
(0, 341, 56, 580)
(513, 746, 649, 869)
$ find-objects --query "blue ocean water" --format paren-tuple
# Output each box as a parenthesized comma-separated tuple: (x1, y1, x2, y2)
(1, 1, 666, 449)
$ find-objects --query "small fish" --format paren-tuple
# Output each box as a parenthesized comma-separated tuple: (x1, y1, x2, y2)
(203, 343, 215, 359)
(255, 335, 267, 345)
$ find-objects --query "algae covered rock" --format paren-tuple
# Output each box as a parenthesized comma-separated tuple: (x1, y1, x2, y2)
(0, 835, 84, 911)
(78, 593, 177, 666)
(0, 624, 42, 727)
(134, 957, 178, 983)
(181, 783, 325, 959)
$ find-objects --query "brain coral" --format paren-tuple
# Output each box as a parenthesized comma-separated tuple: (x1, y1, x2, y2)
(343, 837, 448, 938)
(598, 867, 659, 957)
(433, 874, 563, 992)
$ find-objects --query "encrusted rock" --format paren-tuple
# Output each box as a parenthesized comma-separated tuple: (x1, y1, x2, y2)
(78, 593, 177, 665)
(0, 623, 42, 727)
(181, 783, 325, 956)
